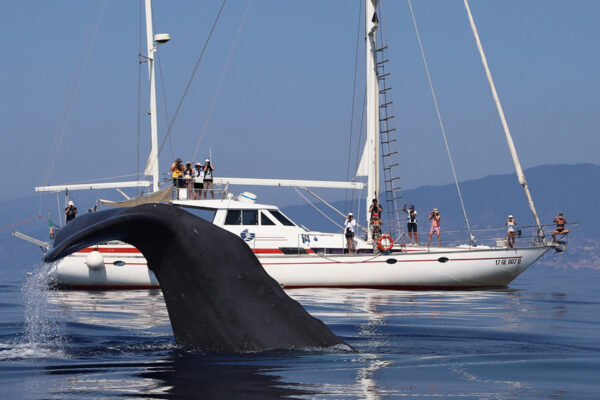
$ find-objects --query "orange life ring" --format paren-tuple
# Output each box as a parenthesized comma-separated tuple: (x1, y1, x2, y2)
(377, 234, 394, 252)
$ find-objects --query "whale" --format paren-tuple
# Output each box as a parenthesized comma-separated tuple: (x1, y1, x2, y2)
(44, 203, 347, 352)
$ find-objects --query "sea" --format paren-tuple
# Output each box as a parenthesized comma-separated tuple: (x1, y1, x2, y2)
(0, 262, 599, 399)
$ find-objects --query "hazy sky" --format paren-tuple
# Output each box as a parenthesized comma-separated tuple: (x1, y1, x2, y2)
(1, 0, 598, 206)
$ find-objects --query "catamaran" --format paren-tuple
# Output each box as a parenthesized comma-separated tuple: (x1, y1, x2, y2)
(32, 0, 568, 290)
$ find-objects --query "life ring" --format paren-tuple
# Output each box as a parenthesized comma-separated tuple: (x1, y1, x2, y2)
(377, 234, 394, 252)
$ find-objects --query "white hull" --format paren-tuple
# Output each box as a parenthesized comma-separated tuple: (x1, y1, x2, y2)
(49, 245, 550, 290)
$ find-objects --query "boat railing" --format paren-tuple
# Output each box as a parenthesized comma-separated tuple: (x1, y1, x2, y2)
(398, 222, 579, 250)
(170, 179, 230, 201)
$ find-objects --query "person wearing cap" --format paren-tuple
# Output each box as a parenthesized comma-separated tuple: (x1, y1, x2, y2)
(193, 162, 204, 200)
(344, 213, 357, 254)
(552, 213, 569, 243)
(65, 200, 78, 224)
(505, 214, 517, 248)
(170, 158, 184, 198)
(203, 158, 215, 199)
(402, 202, 418, 245)
(427, 208, 441, 246)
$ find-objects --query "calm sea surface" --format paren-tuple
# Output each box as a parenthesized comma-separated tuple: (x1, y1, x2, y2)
(0, 262, 599, 399)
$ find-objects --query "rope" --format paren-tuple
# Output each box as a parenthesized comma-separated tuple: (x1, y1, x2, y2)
(345, 0, 363, 215)
(137, 0, 143, 194)
(42, 1, 108, 187)
(0, 216, 44, 233)
(191, 0, 252, 162)
(462, 0, 543, 240)
(149, 0, 227, 170)
(302, 188, 368, 234)
(293, 187, 343, 230)
(407, 0, 474, 242)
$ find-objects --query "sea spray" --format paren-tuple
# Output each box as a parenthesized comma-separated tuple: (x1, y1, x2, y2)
(19, 261, 66, 358)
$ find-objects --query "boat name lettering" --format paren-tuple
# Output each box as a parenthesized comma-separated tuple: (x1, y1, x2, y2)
(495, 258, 521, 266)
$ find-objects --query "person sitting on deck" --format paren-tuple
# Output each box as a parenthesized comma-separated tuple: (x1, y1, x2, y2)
(552, 213, 569, 243)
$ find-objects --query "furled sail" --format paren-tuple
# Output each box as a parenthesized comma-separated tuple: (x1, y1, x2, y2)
(99, 185, 172, 207)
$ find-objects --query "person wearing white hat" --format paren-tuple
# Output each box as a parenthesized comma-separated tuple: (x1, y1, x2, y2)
(505, 215, 517, 248)
(65, 200, 78, 224)
(344, 213, 357, 254)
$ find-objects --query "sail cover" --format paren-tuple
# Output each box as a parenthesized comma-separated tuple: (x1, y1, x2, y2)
(99, 185, 172, 208)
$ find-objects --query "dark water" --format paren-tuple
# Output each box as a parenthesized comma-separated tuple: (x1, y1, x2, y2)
(1, 263, 599, 399)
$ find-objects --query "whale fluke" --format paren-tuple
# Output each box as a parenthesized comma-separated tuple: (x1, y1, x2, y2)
(44, 203, 347, 352)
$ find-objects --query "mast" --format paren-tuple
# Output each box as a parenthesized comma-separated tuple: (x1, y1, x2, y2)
(364, 0, 380, 220)
(463, 0, 544, 240)
(144, 0, 160, 193)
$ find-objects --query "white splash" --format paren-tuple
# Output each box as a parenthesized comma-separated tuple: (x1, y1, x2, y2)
(12, 262, 67, 359)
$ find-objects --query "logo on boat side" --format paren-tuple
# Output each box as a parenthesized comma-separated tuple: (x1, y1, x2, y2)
(240, 229, 255, 242)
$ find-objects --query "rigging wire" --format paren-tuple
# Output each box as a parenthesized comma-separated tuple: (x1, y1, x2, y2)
(462, 0, 543, 239)
(407, 0, 474, 242)
(351, 89, 367, 212)
(191, 0, 252, 162)
(345, 0, 363, 215)
(156, 51, 175, 161)
(137, 0, 143, 195)
(42, 0, 108, 187)
(293, 187, 343, 231)
(151, 9, 176, 162)
(147, 0, 227, 172)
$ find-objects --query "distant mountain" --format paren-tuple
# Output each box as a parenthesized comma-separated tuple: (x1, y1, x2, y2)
(281, 163, 599, 269)
(1, 163, 598, 275)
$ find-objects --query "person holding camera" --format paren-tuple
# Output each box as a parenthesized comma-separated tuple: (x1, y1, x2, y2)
(552, 213, 569, 243)
(170, 158, 184, 199)
(427, 208, 441, 247)
(344, 213, 357, 254)
(402, 202, 418, 245)
(65, 200, 78, 224)
(203, 158, 215, 199)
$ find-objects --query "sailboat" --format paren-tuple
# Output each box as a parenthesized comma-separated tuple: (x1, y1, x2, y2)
(34, 0, 564, 290)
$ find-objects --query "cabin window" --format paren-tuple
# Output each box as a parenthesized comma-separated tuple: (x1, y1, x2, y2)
(270, 210, 295, 226)
(242, 210, 258, 225)
(261, 212, 275, 225)
(225, 210, 241, 225)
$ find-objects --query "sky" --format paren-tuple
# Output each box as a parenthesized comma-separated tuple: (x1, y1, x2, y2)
(1, 0, 598, 208)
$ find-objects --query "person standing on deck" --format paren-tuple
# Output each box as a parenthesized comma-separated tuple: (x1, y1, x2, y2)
(193, 162, 204, 200)
(344, 213, 357, 254)
(368, 199, 383, 241)
(506, 215, 516, 248)
(203, 159, 215, 199)
(65, 201, 78, 224)
(402, 202, 418, 245)
(427, 208, 441, 247)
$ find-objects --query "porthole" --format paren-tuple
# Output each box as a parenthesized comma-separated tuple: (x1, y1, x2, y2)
(113, 260, 126, 267)
(437, 257, 449, 263)
(386, 258, 397, 264)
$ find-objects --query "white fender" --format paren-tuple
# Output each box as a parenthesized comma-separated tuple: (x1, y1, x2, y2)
(85, 250, 105, 270)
